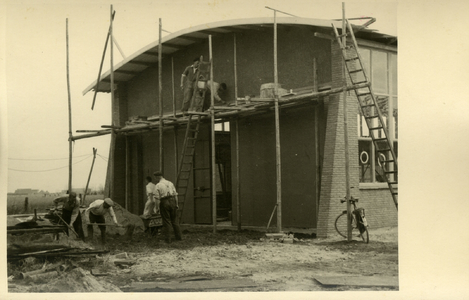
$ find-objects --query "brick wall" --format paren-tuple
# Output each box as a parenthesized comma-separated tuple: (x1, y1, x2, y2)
(317, 39, 398, 237)
(317, 40, 360, 238)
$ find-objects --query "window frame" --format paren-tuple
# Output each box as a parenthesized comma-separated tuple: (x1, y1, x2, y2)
(357, 44, 397, 189)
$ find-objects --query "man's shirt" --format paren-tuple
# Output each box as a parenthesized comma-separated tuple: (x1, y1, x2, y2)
(153, 178, 178, 200)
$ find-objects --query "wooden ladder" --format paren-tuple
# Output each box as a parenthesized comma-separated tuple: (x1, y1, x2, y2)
(332, 19, 398, 210)
(176, 114, 202, 222)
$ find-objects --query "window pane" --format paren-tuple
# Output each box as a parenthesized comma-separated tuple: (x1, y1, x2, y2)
(359, 48, 371, 77)
(372, 51, 388, 93)
(359, 140, 372, 182)
(390, 54, 397, 95)
(374, 141, 388, 183)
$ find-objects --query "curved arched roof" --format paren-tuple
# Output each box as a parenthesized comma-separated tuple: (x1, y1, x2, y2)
(83, 17, 396, 95)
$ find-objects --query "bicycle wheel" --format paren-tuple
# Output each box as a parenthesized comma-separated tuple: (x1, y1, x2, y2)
(334, 213, 348, 238)
(359, 226, 369, 243)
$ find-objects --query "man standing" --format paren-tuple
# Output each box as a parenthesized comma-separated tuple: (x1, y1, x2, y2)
(53, 191, 85, 240)
(180, 57, 200, 115)
(203, 80, 227, 111)
(153, 171, 182, 243)
(85, 198, 120, 244)
(144, 176, 157, 217)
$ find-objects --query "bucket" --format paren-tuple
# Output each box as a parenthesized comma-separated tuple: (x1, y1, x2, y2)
(260, 83, 281, 98)
(260, 83, 288, 98)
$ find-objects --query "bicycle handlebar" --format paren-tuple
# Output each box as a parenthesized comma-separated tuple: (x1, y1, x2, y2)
(340, 196, 359, 203)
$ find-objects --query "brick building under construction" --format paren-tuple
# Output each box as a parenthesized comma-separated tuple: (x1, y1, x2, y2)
(80, 16, 398, 237)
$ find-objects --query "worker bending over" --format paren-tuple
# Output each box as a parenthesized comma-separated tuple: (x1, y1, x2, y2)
(85, 198, 120, 244)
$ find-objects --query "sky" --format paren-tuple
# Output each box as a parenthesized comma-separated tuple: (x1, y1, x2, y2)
(2, 0, 397, 193)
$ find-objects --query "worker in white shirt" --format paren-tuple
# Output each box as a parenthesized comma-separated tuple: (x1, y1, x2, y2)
(153, 171, 182, 243)
(202, 80, 227, 111)
(85, 198, 120, 244)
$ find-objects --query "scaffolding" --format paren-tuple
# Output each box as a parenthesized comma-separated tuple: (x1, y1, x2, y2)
(69, 4, 397, 235)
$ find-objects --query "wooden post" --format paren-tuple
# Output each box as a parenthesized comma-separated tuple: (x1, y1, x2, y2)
(342, 3, 352, 241)
(83, 148, 97, 205)
(92, 11, 115, 110)
(234, 33, 238, 106)
(66, 18, 72, 194)
(125, 136, 129, 209)
(313, 58, 320, 222)
(209, 35, 217, 233)
(233, 32, 241, 230)
(273, 10, 282, 233)
(159, 18, 164, 173)
(109, 5, 116, 199)
(24, 197, 29, 213)
(172, 56, 176, 117)
(174, 127, 178, 178)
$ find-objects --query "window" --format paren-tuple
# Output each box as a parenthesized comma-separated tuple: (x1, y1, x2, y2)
(358, 48, 397, 185)
(215, 121, 230, 132)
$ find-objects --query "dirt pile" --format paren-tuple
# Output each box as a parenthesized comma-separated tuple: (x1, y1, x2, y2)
(26, 267, 122, 292)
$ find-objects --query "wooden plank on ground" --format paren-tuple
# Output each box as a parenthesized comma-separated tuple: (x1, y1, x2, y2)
(130, 278, 257, 290)
(315, 276, 398, 287)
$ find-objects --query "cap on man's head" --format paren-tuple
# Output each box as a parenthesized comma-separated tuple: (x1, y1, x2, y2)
(104, 198, 114, 207)
(153, 171, 163, 177)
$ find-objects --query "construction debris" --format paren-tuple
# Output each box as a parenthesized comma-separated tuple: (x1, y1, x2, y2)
(261, 232, 296, 243)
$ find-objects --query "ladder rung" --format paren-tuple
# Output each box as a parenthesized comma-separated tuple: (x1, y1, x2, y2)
(337, 33, 348, 38)
(376, 148, 391, 152)
(353, 80, 368, 85)
(357, 92, 371, 97)
(361, 104, 375, 108)
(374, 138, 388, 142)
(384, 170, 398, 174)
(345, 57, 359, 62)
(392, 192, 398, 195)
(364, 115, 379, 119)
(368, 126, 383, 130)
(349, 69, 363, 74)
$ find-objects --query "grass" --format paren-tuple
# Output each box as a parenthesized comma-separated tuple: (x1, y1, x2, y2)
(7, 194, 105, 215)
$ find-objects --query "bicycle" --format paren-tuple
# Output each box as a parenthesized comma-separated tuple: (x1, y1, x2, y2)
(334, 196, 369, 243)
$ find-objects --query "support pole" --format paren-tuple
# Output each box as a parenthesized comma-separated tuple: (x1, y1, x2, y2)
(234, 32, 241, 230)
(273, 10, 282, 233)
(234, 33, 238, 106)
(209, 35, 217, 233)
(159, 18, 164, 173)
(83, 148, 97, 205)
(172, 56, 176, 117)
(92, 11, 115, 110)
(313, 58, 320, 222)
(109, 5, 116, 199)
(125, 136, 129, 209)
(66, 18, 73, 194)
(341, 3, 352, 241)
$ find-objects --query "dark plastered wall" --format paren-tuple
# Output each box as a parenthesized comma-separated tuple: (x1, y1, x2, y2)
(232, 104, 318, 228)
(121, 125, 197, 221)
(124, 25, 331, 118)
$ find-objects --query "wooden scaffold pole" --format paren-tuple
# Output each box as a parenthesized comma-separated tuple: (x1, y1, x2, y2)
(341, 3, 352, 241)
(108, 4, 116, 198)
(209, 35, 217, 234)
(273, 10, 282, 233)
(83, 148, 98, 205)
(233, 32, 241, 231)
(66, 18, 73, 194)
(158, 18, 164, 173)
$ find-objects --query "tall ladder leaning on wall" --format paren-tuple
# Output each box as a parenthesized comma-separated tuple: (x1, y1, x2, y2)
(175, 114, 202, 222)
(332, 19, 398, 210)
(175, 58, 211, 222)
